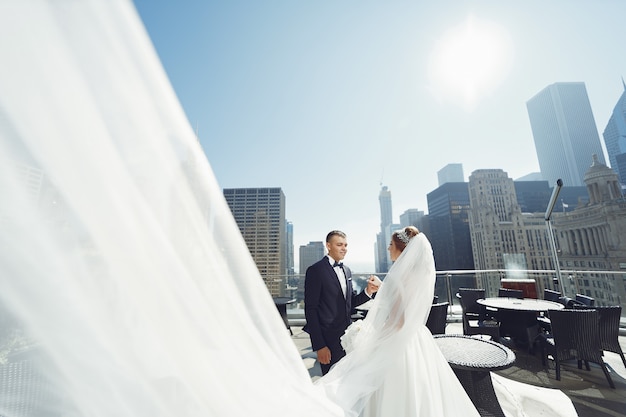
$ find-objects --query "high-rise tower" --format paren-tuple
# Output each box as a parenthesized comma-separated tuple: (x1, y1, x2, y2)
(376, 185, 394, 273)
(602, 80, 626, 188)
(223, 187, 287, 297)
(378, 185, 392, 231)
(526, 82, 606, 187)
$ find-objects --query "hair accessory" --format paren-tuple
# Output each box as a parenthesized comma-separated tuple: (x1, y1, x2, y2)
(395, 229, 410, 244)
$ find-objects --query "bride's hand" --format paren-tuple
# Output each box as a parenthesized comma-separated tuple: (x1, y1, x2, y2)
(367, 275, 382, 294)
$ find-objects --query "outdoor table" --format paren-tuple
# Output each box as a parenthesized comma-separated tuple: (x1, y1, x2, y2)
(476, 297, 564, 312)
(273, 297, 296, 335)
(434, 334, 516, 417)
(477, 298, 564, 351)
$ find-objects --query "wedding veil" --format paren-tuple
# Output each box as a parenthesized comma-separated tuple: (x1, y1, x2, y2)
(0, 1, 341, 416)
(316, 233, 436, 416)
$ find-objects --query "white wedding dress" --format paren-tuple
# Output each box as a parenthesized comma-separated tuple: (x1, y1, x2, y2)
(0, 2, 578, 417)
(317, 234, 481, 417)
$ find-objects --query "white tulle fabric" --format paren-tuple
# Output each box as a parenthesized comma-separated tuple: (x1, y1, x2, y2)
(0, 1, 341, 416)
(316, 234, 481, 417)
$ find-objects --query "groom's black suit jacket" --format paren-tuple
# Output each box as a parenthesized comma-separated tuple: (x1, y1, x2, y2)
(303, 257, 370, 356)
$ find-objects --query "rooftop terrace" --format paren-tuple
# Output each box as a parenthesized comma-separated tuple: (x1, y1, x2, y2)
(289, 320, 626, 417)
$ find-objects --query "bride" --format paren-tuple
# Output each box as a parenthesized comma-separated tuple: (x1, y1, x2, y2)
(317, 226, 480, 416)
(0, 2, 578, 416)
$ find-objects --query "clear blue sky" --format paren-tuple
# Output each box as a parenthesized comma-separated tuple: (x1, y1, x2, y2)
(132, 0, 626, 272)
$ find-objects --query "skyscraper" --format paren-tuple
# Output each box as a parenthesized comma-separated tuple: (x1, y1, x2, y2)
(378, 185, 392, 230)
(376, 185, 393, 273)
(602, 80, 626, 188)
(526, 82, 606, 187)
(223, 187, 286, 297)
(437, 163, 464, 186)
(426, 182, 474, 271)
(399, 208, 424, 228)
(299, 241, 324, 275)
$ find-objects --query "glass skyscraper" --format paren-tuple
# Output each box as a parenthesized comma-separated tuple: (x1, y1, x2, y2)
(602, 80, 626, 188)
(526, 82, 606, 187)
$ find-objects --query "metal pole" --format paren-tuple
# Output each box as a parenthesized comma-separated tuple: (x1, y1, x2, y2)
(545, 179, 564, 292)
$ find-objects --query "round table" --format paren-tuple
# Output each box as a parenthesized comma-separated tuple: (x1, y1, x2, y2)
(434, 334, 515, 417)
(476, 297, 564, 312)
(476, 298, 564, 352)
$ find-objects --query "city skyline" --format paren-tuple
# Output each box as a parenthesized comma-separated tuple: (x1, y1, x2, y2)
(132, 1, 626, 271)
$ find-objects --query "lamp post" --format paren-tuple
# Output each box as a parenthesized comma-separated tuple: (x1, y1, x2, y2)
(545, 179, 564, 292)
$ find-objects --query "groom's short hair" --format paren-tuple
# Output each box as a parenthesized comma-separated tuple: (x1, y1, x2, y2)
(326, 230, 346, 242)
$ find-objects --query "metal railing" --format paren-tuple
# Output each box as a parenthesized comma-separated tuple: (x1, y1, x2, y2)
(268, 269, 626, 325)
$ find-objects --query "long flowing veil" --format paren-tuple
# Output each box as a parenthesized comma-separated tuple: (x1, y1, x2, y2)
(0, 1, 342, 416)
(316, 233, 437, 416)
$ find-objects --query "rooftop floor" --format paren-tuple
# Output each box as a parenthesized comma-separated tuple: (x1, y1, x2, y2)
(290, 321, 626, 417)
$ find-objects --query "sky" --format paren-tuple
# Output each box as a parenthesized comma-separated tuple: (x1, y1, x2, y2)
(132, 0, 626, 272)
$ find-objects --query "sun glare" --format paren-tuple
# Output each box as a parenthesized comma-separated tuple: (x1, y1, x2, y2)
(428, 15, 514, 110)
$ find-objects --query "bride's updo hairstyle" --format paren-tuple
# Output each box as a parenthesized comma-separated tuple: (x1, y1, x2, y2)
(391, 226, 420, 252)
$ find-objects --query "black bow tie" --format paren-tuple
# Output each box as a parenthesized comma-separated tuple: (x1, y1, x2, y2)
(333, 261, 343, 268)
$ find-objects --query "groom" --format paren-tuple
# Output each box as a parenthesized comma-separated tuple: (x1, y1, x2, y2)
(304, 230, 381, 375)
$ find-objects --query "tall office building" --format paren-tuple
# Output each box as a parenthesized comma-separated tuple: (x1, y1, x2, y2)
(286, 221, 294, 276)
(297, 241, 325, 303)
(468, 169, 556, 295)
(526, 82, 606, 187)
(426, 182, 474, 271)
(375, 185, 394, 273)
(437, 163, 464, 186)
(399, 208, 424, 228)
(378, 185, 392, 230)
(602, 80, 626, 188)
(223, 187, 286, 297)
(299, 241, 324, 275)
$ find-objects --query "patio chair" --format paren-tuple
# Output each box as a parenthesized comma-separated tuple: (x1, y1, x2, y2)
(457, 288, 500, 341)
(572, 305, 626, 369)
(575, 294, 595, 306)
(539, 309, 615, 388)
(498, 288, 523, 299)
(543, 289, 561, 302)
(426, 302, 449, 335)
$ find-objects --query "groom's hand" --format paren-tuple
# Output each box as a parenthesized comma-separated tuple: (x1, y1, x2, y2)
(366, 275, 382, 295)
(317, 346, 331, 365)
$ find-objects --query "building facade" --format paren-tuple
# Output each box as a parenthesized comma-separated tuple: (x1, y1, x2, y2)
(552, 155, 626, 308)
(297, 241, 325, 303)
(399, 208, 424, 228)
(426, 182, 474, 271)
(526, 82, 606, 187)
(468, 169, 556, 295)
(223, 187, 286, 297)
(437, 163, 464, 186)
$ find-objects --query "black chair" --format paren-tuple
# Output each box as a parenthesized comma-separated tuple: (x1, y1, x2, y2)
(572, 305, 626, 369)
(457, 288, 500, 341)
(426, 302, 449, 335)
(543, 289, 561, 302)
(498, 288, 523, 299)
(557, 296, 584, 308)
(575, 293, 595, 306)
(539, 309, 615, 388)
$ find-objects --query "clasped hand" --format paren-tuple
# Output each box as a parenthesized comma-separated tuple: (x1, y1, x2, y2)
(366, 275, 382, 295)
